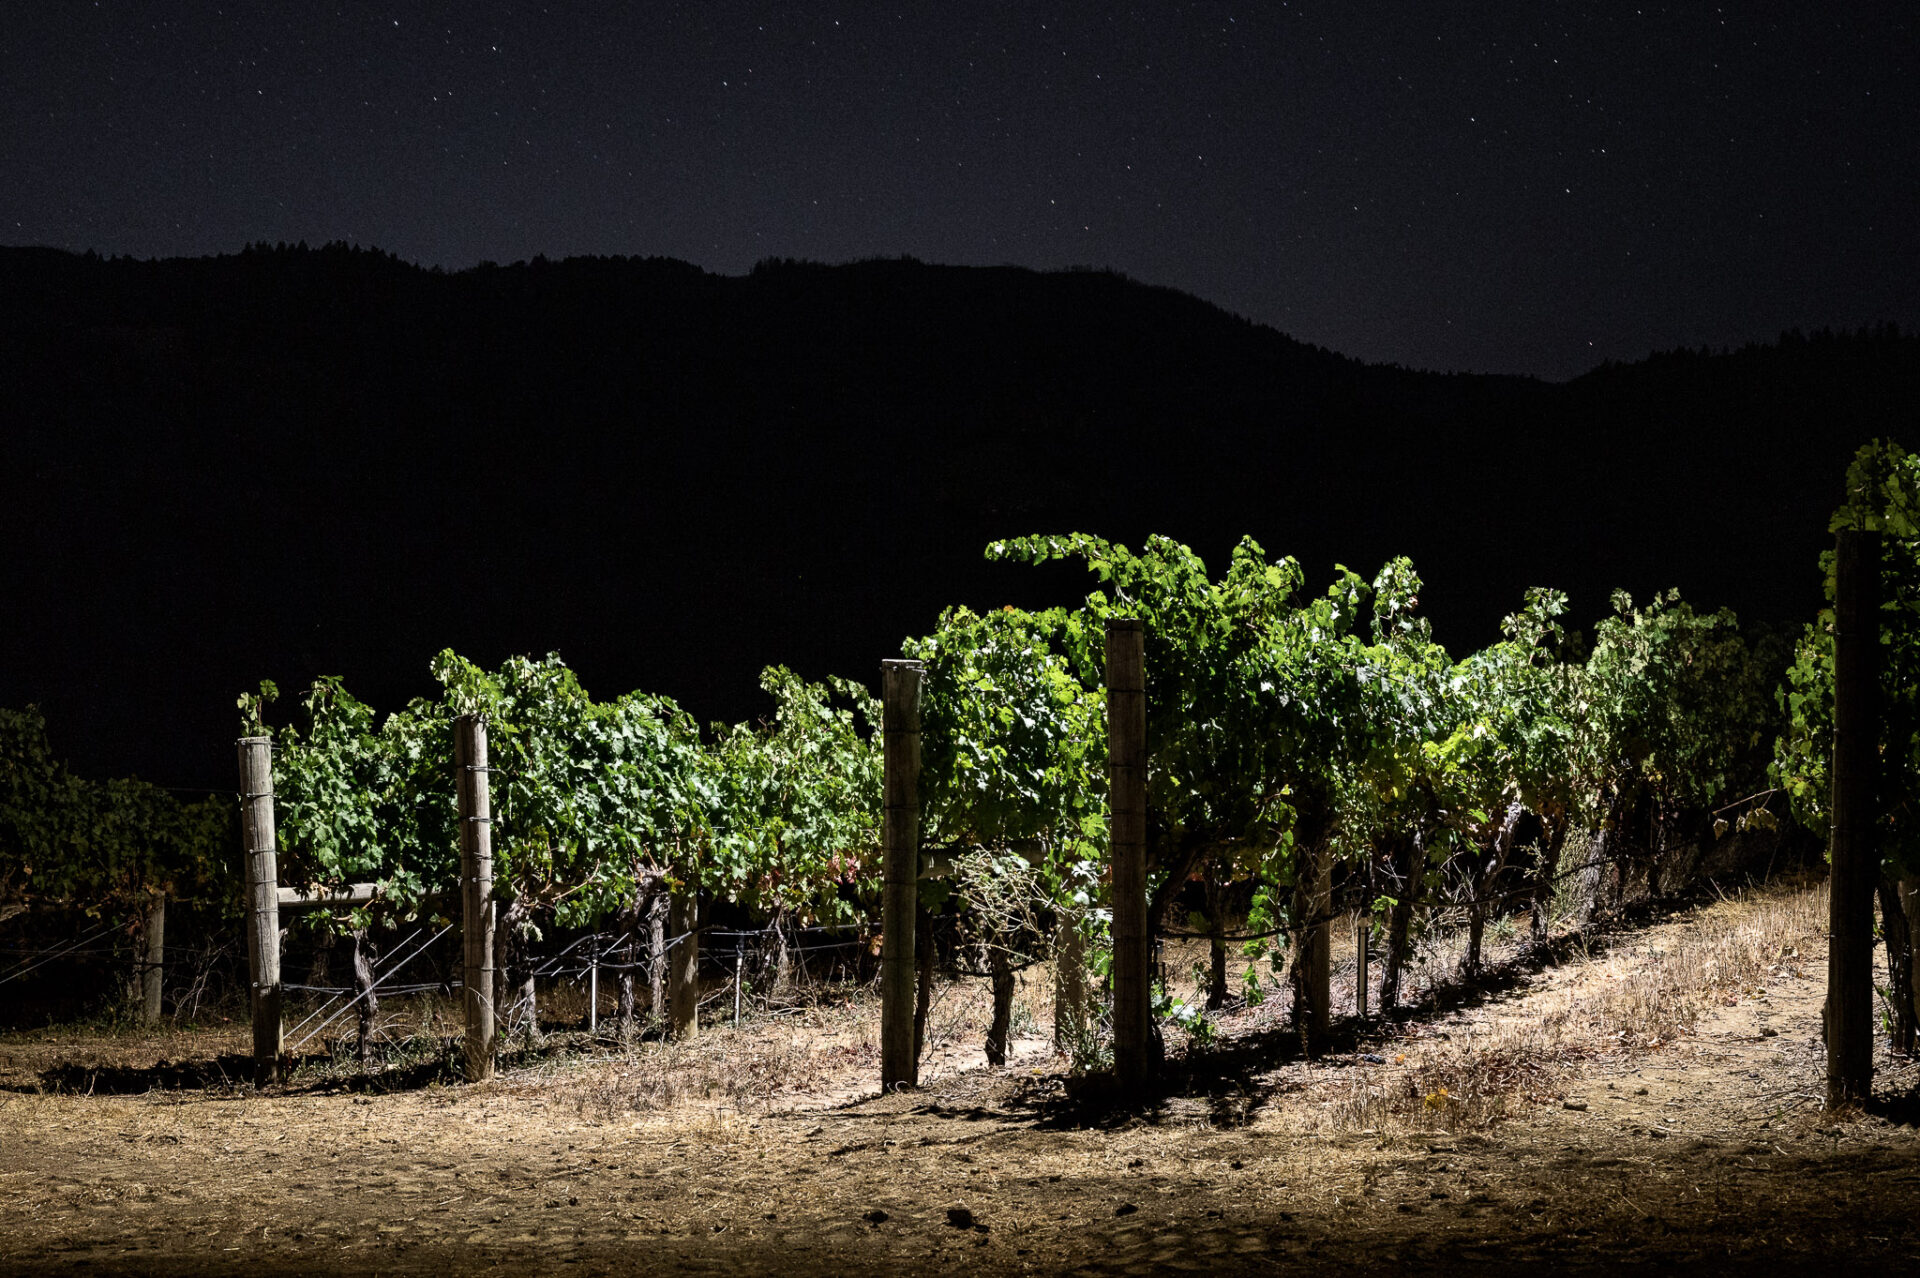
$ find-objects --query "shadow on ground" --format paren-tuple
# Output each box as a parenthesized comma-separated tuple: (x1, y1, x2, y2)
(23, 1054, 260, 1095)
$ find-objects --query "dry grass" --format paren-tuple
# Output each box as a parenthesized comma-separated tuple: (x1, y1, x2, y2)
(1544, 876, 1825, 1049)
(14, 875, 1919, 1278)
(69, 875, 1827, 1142)
(1310, 876, 1829, 1135)
(558, 1031, 850, 1119)
(523, 983, 886, 1120)
(260, 951, 1058, 1114)
(1323, 1032, 1573, 1134)
(524, 957, 1073, 1122)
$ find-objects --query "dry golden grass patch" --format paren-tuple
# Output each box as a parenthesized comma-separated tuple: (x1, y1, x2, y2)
(530, 964, 1062, 1122)
(541, 1005, 876, 1120)
(1320, 1032, 1574, 1134)
(1303, 876, 1829, 1136)
(11, 875, 1920, 1278)
(2, 876, 1835, 1151)
(1546, 876, 1824, 1048)
(508, 875, 1832, 1141)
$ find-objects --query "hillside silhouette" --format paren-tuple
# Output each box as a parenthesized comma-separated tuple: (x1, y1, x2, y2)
(2, 243, 1914, 785)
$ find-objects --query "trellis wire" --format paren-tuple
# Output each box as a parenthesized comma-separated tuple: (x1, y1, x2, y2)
(286, 981, 447, 998)
(282, 923, 445, 1051)
(0, 947, 124, 960)
(286, 923, 454, 1054)
(280, 923, 423, 1040)
(0, 920, 123, 986)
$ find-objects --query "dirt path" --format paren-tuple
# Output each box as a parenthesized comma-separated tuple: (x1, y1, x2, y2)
(2, 882, 1917, 1275)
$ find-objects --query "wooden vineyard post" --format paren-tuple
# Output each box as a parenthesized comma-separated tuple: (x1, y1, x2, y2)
(140, 893, 166, 1026)
(238, 736, 282, 1081)
(879, 658, 924, 1091)
(456, 714, 497, 1084)
(1108, 617, 1151, 1094)
(1828, 527, 1881, 1108)
(668, 879, 699, 1040)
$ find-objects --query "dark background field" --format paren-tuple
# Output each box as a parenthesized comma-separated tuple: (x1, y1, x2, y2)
(4, 244, 1916, 787)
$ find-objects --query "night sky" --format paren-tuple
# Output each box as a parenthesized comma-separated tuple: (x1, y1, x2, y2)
(6, 1, 1915, 379)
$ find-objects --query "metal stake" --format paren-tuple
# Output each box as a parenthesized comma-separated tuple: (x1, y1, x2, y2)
(588, 934, 599, 1036)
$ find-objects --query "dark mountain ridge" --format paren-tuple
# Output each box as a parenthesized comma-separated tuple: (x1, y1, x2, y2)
(3, 243, 1913, 786)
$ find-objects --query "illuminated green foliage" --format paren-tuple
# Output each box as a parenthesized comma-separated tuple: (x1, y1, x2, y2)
(1776, 439, 1920, 876)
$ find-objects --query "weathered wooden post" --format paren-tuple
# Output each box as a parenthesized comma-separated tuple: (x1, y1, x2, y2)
(668, 879, 699, 1040)
(1108, 617, 1151, 1094)
(455, 714, 496, 1083)
(140, 893, 166, 1026)
(879, 658, 924, 1090)
(1828, 527, 1881, 1108)
(238, 735, 282, 1081)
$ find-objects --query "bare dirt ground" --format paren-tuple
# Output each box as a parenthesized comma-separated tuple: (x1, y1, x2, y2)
(3, 877, 1918, 1276)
